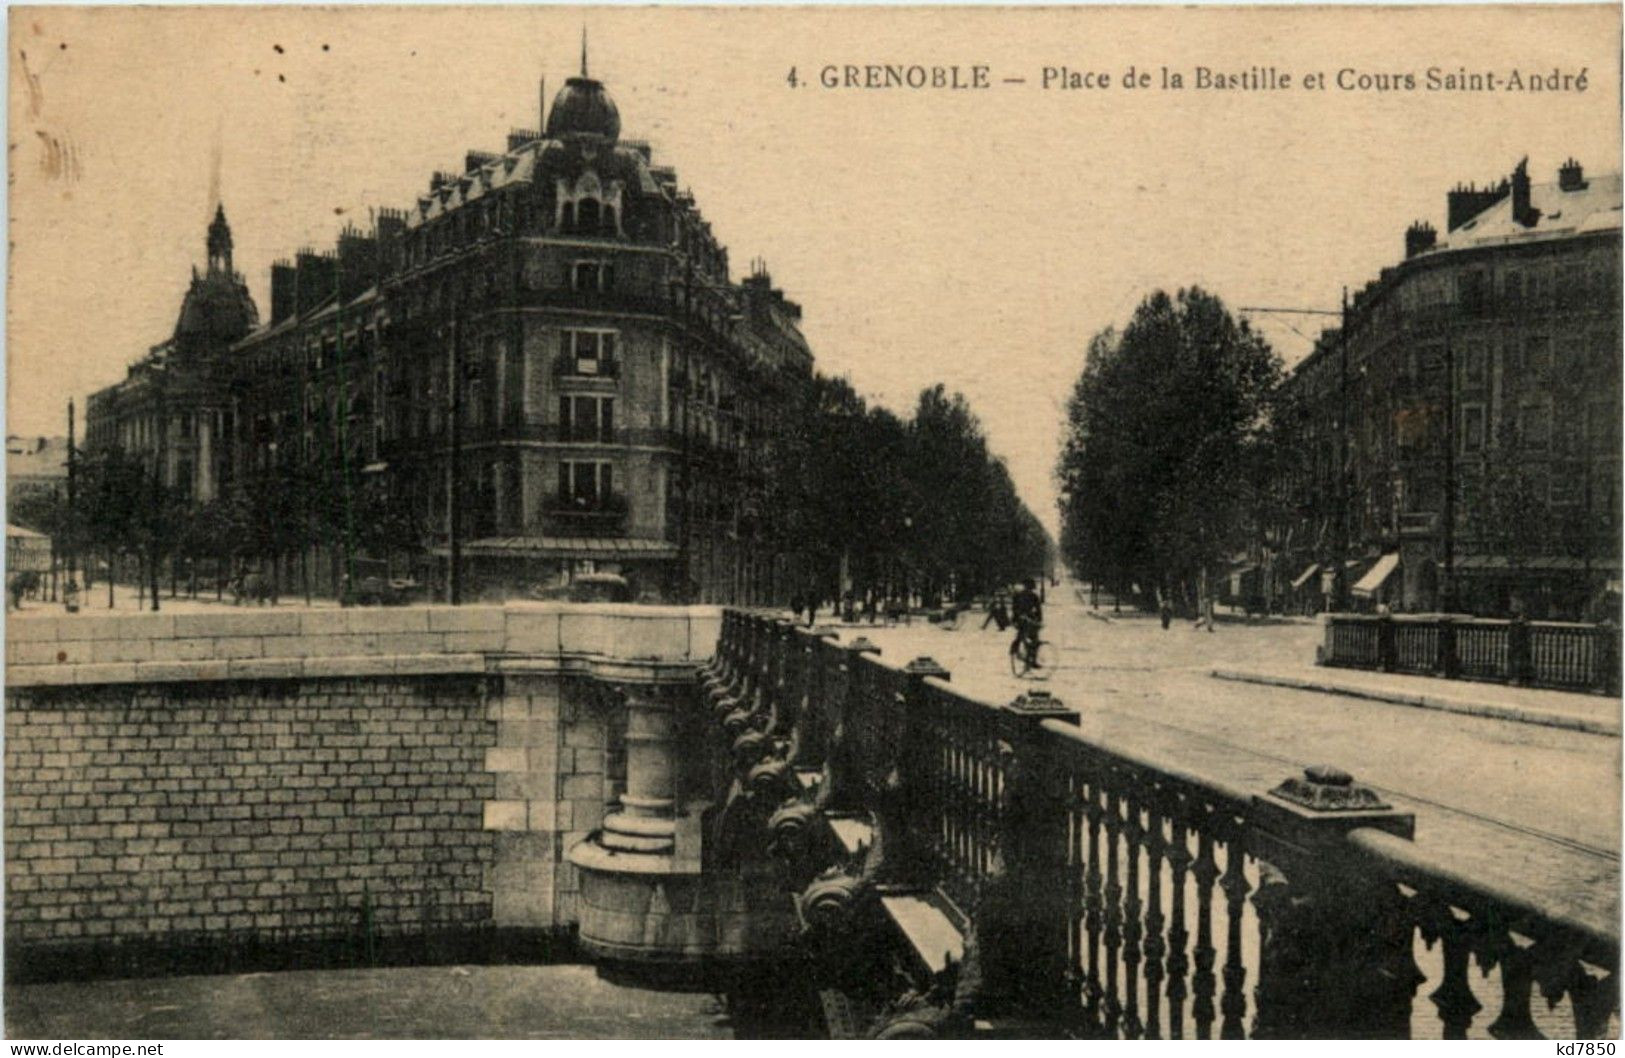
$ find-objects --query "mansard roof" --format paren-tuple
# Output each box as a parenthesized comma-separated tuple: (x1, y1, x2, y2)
(1437, 172, 1622, 252)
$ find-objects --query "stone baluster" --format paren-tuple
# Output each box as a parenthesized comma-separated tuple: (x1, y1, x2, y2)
(598, 683, 679, 856)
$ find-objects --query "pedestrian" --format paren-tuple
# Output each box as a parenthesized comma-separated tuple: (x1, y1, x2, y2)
(806, 596, 817, 628)
(62, 576, 80, 614)
(982, 594, 1010, 631)
(790, 592, 805, 623)
(1159, 593, 1173, 631)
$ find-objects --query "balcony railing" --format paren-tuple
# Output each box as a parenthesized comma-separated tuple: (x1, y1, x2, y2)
(700, 610, 1620, 1039)
(540, 492, 628, 535)
(553, 356, 620, 380)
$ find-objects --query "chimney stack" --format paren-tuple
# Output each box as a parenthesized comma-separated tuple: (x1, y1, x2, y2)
(1404, 220, 1437, 259)
(1511, 157, 1539, 228)
(1559, 157, 1587, 192)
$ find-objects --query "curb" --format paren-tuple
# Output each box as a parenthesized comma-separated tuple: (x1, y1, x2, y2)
(1210, 668, 1621, 738)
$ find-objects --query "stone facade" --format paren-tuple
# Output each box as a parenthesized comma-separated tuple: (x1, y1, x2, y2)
(1276, 157, 1622, 618)
(83, 62, 814, 606)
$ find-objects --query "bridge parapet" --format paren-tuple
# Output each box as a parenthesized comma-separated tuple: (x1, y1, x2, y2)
(706, 608, 1621, 1039)
(4, 603, 718, 981)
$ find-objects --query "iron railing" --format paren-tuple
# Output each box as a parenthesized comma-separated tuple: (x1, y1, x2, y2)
(704, 609, 1620, 1039)
(1323, 614, 1621, 696)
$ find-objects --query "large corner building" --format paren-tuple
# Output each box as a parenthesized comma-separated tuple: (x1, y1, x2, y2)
(86, 60, 813, 604)
(1275, 157, 1621, 618)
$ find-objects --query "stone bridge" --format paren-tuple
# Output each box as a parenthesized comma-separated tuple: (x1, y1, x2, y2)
(5, 604, 1619, 1039)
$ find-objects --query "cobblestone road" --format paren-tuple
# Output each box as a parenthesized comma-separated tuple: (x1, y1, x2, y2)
(820, 584, 1621, 933)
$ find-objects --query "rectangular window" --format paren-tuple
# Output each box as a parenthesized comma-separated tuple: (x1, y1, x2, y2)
(1462, 404, 1486, 453)
(561, 329, 619, 374)
(1525, 335, 1550, 375)
(1464, 340, 1487, 386)
(1458, 270, 1490, 316)
(559, 461, 614, 507)
(1521, 402, 1550, 450)
(559, 396, 615, 442)
(571, 260, 614, 293)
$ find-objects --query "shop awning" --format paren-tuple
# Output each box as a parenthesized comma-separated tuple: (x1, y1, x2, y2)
(432, 536, 680, 561)
(1290, 563, 1320, 590)
(1352, 553, 1400, 597)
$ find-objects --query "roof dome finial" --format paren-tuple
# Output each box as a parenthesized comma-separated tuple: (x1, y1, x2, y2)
(545, 35, 620, 145)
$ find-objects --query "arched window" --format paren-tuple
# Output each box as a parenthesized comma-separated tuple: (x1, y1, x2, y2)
(602, 205, 617, 232)
(578, 198, 601, 231)
(560, 201, 576, 231)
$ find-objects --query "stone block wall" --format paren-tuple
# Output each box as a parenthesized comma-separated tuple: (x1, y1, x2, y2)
(5, 675, 496, 977)
(3, 603, 715, 980)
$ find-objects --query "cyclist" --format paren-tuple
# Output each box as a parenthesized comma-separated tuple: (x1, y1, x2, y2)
(1010, 577, 1044, 670)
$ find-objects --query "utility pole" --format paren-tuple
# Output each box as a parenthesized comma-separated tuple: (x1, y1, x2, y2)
(1441, 333, 1456, 613)
(1337, 287, 1350, 611)
(150, 366, 166, 612)
(447, 310, 463, 605)
(66, 398, 76, 586)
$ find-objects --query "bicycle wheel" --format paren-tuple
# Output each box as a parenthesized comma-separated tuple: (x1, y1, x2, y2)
(1030, 640, 1059, 680)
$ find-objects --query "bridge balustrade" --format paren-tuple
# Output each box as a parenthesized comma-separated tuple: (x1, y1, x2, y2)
(1324, 614, 1621, 696)
(704, 609, 1620, 1039)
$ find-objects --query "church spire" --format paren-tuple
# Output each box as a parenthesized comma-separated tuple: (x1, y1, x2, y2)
(580, 26, 588, 78)
(207, 202, 234, 277)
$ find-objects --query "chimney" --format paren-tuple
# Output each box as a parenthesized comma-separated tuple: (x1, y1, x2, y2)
(1511, 157, 1539, 228)
(1559, 157, 1587, 192)
(376, 209, 407, 277)
(270, 259, 297, 323)
(294, 249, 337, 316)
(336, 225, 378, 302)
(507, 129, 541, 152)
(1447, 179, 1510, 231)
(1405, 220, 1437, 259)
(465, 150, 498, 174)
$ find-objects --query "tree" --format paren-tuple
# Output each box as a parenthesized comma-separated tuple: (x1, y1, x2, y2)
(1057, 287, 1284, 608)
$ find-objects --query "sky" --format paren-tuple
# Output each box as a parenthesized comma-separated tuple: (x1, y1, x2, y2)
(8, 6, 1621, 538)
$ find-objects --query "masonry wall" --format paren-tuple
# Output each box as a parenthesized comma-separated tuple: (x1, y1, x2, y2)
(5, 675, 495, 978)
(3, 603, 715, 981)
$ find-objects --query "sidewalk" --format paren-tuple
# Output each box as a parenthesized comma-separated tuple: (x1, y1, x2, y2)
(5, 963, 739, 1039)
(1212, 663, 1621, 737)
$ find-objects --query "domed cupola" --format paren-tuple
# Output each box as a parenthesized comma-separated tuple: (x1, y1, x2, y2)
(174, 203, 259, 350)
(545, 32, 620, 145)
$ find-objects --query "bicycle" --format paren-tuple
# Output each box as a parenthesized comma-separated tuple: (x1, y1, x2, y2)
(1009, 633, 1058, 679)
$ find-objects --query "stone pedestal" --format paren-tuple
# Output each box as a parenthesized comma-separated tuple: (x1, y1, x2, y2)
(570, 680, 797, 970)
(600, 687, 677, 855)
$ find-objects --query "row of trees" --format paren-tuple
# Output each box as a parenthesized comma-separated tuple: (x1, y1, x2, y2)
(767, 375, 1052, 606)
(1056, 287, 1286, 611)
(10, 452, 425, 608)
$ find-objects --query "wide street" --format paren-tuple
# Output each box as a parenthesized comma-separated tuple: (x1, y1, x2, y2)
(822, 583, 1621, 932)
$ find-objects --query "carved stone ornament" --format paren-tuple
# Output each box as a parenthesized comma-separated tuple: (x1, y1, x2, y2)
(1268, 765, 1391, 812)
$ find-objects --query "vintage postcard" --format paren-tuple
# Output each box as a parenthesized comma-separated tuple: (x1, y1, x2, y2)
(5, 4, 1621, 1045)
